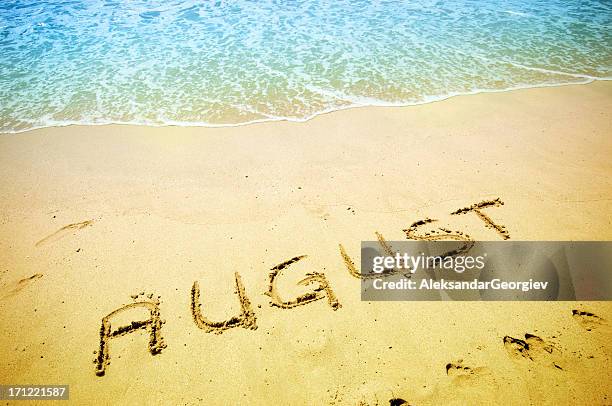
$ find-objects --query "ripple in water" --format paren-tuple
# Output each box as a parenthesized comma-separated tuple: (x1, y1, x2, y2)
(0, 0, 610, 132)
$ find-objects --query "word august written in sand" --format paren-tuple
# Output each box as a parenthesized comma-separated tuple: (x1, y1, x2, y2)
(94, 199, 509, 376)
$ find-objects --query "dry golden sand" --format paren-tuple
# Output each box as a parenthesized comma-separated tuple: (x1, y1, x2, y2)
(0, 82, 611, 405)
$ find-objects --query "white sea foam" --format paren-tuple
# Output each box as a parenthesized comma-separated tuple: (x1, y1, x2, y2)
(0, 0, 610, 133)
(4, 78, 610, 134)
(503, 10, 531, 17)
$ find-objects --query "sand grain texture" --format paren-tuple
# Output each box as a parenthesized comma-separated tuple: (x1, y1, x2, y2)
(0, 82, 611, 405)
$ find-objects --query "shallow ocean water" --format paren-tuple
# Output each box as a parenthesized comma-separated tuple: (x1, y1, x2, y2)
(0, 0, 610, 132)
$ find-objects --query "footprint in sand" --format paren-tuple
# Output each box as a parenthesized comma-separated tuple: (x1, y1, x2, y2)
(445, 360, 490, 385)
(426, 359, 500, 403)
(0, 273, 43, 300)
(572, 309, 606, 331)
(503, 333, 564, 370)
(35, 220, 93, 247)
(355, 398, 410, 406)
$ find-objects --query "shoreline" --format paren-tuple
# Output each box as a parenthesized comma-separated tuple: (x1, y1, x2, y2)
(2, 78, 611, 135)
(0, 80, 611, 404)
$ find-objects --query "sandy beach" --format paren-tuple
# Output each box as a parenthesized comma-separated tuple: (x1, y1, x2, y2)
(0, 81, 611, 404)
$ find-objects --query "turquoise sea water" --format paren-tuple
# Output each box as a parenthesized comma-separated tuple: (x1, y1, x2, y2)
(1, 0, 610, 133)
